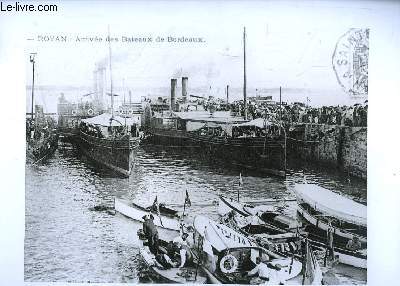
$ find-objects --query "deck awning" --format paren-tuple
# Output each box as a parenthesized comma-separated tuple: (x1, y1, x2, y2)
(294, 184, 367, 226)
(81, 113, 138, 127)
(194, 215, 254, 252)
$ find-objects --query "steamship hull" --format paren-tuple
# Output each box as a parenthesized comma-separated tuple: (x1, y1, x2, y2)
(147, 128, 286, 177)
(144, 128, 191, 146)
(75, 131, 139, 177)
(188, 133, 286, 177)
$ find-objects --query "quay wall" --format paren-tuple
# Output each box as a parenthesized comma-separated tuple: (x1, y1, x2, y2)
(287, 124, 367, 180)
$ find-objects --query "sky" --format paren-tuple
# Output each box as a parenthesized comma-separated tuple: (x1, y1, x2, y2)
(3, 1, 395, 105)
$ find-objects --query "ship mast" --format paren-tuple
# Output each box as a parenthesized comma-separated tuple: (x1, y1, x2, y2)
(30, 53, 36, 120)
(108, 25, 114, 119)
(243, 27, 247, 120)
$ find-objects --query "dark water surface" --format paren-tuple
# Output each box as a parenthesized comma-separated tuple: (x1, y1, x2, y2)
(25, 144, 367, 284)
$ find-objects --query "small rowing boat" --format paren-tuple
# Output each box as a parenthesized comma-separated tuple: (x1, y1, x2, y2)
(114, 197, 181, 231)
(218, 195, 367, 269)
(218, 195, 300, 230)
(191, 215, 322, 284)
(294, 184, 367, 245)
(139, 237, 208, 283)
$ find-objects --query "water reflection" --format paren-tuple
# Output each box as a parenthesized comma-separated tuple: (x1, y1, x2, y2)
(25, 144, 366, 283)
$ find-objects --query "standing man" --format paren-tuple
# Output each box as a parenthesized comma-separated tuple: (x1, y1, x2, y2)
(142, 214, 159, 255)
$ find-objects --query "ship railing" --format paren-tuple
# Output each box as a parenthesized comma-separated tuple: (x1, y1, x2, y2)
(80, 131, 139, 149)
(187, 133, 285, 147)
(150, 128, 187, 138)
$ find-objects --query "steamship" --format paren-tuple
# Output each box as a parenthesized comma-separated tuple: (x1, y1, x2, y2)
(145, 77, 286, 177)
(73, 29, 140, 177)
(145, 28, 286, 177)
(76, 113, 140, 176)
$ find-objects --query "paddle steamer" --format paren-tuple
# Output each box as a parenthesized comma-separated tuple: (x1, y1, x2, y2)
(74, 28, 141, 177)
(145, 28, 286, 177)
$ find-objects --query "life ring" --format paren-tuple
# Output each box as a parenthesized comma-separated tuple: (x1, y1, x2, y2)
(220, 254, 238, 274)
(71, 110, 77, 115)
(87, 109, 94, 116)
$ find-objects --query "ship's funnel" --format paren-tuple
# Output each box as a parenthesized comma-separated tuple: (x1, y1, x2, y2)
(170, 78, 177, 111)
(182, 77, 188, 104)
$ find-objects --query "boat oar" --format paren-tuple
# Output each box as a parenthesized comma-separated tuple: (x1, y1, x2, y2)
(194, 236, 202, 281)
(167, 197, 296, 208)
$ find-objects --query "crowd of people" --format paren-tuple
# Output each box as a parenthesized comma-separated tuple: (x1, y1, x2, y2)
(79, 122, 105, 138)
(209, 100, 368, 127)
(193, 124, 282, 139)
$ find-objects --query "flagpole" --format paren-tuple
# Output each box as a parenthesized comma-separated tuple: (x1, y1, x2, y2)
(153, 196, 164, 227)
(182, 190, 190, 221)
(182, 202, 186, 218)
(108, 25, 114, 119)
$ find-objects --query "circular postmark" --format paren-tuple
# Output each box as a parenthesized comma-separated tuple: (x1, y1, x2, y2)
(332, 28, 369, 96)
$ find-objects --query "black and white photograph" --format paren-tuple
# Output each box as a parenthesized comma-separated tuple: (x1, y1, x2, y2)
(1, 1, 400, 285)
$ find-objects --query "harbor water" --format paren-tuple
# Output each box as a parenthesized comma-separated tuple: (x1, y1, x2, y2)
(25, 144, 367, 284)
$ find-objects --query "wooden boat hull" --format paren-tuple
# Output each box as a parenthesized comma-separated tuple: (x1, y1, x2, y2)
(192, 215, 318, 285)
(145, 129, 191, 146)
(139, 246, 207, 284)
(114, 197, 180, 231)
(219, 196, 367, 269)
(189, 132, 286, 177)
(75, 132, 139, 177)
(297, 203, 367, 245)
(294, 183, 367, 227)
(217, 196, 251, 217)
